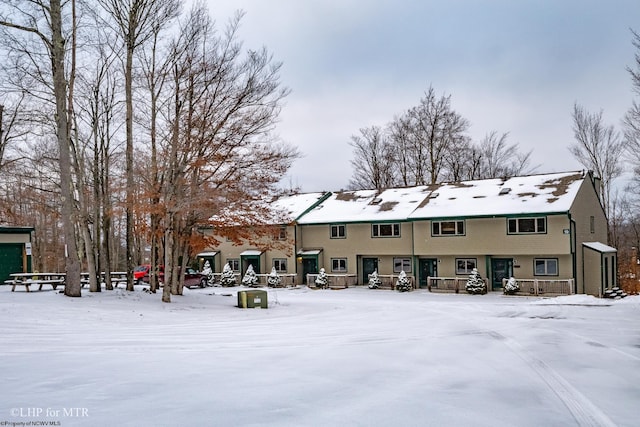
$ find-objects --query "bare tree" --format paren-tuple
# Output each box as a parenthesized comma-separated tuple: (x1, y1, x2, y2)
(442, 135, 479, 181)
(477, 131, 536, 179)
(98, 0, 181, 291)
(624, 30, 640, 196)
(571, 103, 625, 241)
(157, 8, 297, 302)
(389, 87, 470, 185)
(348, 126, 396, 190)
(0, 0, 83, 296)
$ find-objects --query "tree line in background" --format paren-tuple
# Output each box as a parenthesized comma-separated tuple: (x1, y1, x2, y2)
(348, 86, 536, 190)
(0, 1, 298, 301)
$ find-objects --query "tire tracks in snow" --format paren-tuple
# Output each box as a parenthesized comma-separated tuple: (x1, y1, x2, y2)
(483, 329, 617, 427)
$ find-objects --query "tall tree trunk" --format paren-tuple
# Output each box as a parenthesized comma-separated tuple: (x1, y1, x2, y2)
(51, 0, 82, 296)
(125, 44, 135, 292)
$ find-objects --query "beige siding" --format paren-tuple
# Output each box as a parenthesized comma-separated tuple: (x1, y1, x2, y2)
(570, 179, 608, 293)
(583, 249, 602, 296)
(299, 222, 413, 275)
(0, 234, 30, 244)
(201, 225, 297, 275)
(413, 215, 571, 255)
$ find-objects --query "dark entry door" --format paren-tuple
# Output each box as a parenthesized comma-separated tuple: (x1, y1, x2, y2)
(362, 257, 378, 285)
(302, 258, 318, 284)
(0, 243, 23, 283)
(242, 256, 261, 274)
(418, 258, 438, 288)
(491, 258, 513, 291)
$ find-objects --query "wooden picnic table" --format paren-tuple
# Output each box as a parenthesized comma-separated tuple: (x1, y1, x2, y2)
(80, 271, 128, 288)
(6, 272, 66, 292)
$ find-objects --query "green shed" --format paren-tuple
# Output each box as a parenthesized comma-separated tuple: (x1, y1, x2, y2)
(0, 226, 34, 283)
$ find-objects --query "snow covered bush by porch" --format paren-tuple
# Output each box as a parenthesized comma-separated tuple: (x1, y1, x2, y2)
(219, 263, 237, 287)
(504, 277, 520, 295)
(315, 268, 328, 288)
(242, 264, 259, 287)
(368, 270, 381, 289)
(465, 268, 487, 294)
(395, 270, 412, 292)
(267, 267, 282, 287)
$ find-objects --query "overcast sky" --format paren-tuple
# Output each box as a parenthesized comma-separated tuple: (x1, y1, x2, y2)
(203, 0, 640, 192)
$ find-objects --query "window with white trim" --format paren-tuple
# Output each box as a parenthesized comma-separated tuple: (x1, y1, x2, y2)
(331, 258, 347, 273)
(330, 224, 346, 239)
(394, 257, 412, 273)
(227, 259, 240, 272)
(277, 226, 287, 240)
(534, 258, 558, 276)
(432, 220, 465, 236)
(456, 258, 477, 275)
(372, 223, 400, 237)
(273, 259, 287, 273)
(508, 217, 546, 234)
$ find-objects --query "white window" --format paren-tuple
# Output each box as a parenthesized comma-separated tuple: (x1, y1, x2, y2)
(273, 259, 287, 272)
(432, 220, 465, 236)
(331, 258, 347, 273)
(394, 257, 412, 273)
(227, 259, 240, 271)
(456, 258, 476, 275)
(508, 217, 546, 234)
(276, 226, 287, 240)
(372, 223, 400, 237)
(534, 258, 558, 276)
(330, 224, 346, 239)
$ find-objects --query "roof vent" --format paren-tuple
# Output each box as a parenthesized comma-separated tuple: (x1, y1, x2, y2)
(370, 197, 382, 205)
(429, 192, 439, 199)
(499, 187, 511, 195)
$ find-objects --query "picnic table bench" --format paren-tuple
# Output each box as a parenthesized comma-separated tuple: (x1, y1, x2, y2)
(7, 273, 66, 292)
(81, 272, 128, 288)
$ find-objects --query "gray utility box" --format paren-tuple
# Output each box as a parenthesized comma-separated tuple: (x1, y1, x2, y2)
(237, 289, 268, 309)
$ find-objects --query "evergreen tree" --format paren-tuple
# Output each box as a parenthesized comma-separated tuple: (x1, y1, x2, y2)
(267, 267, 282, 287)
(396, 270, 412, 292)
(368, 270, 382, 289)
(242, 264, 259, 287)
(503, 277, 520, 295)
(219, 263, 237, 287)
(465, 268, 486, 294)
(202, 260, 213, 285)
(315, 268, 329, 289)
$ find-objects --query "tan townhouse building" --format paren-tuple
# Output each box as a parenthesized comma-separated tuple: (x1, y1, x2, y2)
(200, 171, 615, 296)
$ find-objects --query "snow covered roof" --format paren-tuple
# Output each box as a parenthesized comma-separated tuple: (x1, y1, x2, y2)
(294, 171, 589, 224)
(271, 192, 328, 222)
(583, 242, 617, 253)
(196, 251, 219, 257)
(240, 250, 263, 256)
(297, 186, 432, 224)
(409, 171, 587, 219)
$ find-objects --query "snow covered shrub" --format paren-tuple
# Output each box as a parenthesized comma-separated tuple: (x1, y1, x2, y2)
(504, 277, 519, 295)
(267, 267, 282, 287)
(465, 268, 486, 294)
(368, 270, 381, 289)
(219, 263, 237, 287)
(242, 264, 259, 287)
(315, 268, 329, 289)
(396, 270, 412, 292)
(202, 260, 214, 284)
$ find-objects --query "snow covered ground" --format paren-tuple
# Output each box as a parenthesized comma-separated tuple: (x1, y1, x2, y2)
(0, 285, 638, 427)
